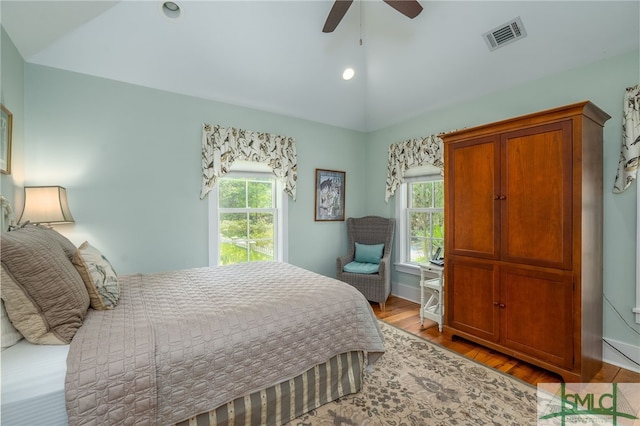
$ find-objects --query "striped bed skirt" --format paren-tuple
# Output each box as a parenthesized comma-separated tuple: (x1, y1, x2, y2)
(175, 351, 364, 426)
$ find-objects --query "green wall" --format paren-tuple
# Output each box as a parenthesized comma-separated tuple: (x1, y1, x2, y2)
(0, 26, 24, 201)
(366, 50, 640, 351)
(22, 64, 367, 278)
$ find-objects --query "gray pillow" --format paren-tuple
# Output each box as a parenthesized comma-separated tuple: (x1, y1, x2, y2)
(0, 226, 89, 344)
(34, 224, 79, 261)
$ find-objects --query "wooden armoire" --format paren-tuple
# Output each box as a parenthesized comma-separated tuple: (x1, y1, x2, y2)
(442, 101, 610, 382)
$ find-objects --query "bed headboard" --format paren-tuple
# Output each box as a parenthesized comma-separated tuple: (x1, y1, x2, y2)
(0, 195, 16, 232)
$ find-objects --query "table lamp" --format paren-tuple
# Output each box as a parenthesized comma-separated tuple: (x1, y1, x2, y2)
(18, 186, 75, 225)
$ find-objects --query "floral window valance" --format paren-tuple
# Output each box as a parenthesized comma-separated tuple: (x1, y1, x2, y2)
(385, 134, 444, 202)
(200, 124, 297, 200)
(613, 85, 640, 193)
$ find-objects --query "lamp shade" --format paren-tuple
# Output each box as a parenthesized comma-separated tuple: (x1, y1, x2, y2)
(19, 186, 75, 224)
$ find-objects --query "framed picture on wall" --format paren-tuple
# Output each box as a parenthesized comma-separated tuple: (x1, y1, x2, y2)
(315, 169, 345, 221)
(0, 104, 13, 175)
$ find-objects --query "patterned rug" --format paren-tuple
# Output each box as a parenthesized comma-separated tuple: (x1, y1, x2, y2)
(288, 321, 538, 425)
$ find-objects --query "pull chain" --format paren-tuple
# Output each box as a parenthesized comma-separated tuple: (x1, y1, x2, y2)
(359, 0, 363, 46)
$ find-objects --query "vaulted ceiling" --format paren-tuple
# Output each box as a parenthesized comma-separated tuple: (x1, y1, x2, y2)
(2, 1, 639, 131)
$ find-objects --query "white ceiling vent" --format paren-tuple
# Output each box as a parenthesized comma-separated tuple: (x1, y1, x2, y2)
(483, 17, 527, 51)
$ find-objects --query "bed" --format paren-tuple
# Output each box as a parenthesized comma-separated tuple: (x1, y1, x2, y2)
(1, 219, 385, 425)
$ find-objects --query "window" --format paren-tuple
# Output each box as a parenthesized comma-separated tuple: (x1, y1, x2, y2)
(395, 174, 444, 274)
(208, 168, 287, 266)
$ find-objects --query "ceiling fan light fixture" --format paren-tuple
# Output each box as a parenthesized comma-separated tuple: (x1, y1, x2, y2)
(342, 68, 355, 80)
(162, 1, 181, 19)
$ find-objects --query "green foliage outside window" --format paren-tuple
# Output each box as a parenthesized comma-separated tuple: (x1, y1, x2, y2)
(408, 180, 444, 263)
(218, 177, 275, 265)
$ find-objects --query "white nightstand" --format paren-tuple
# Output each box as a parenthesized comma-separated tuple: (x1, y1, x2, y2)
(419, 263, 444, 332)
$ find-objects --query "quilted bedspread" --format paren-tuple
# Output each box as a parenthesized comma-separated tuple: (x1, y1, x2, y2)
(65, 261, 385, 425)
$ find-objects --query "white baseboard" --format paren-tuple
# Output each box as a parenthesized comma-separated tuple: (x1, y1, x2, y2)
(603, 337, 640, 373)
(392, 281, 640, 374)
(391, 281, 420, 304)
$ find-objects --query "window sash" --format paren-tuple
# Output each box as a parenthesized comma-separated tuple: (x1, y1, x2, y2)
(407, 209, 444, 264)
(395, 177, 444, 275)
(209, 172, 287, 266)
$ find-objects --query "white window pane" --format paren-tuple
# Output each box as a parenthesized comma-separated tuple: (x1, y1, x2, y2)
(219, 179, 246, 208)
(215, 175, 279, 266)
(220, 212, 248, 239)
(433, 211, 444, 239)
(410, 236, 428, 263)
(247, 179, 273, 209)
(398, 178, 445, 268)
(410, 182, 432, 208)
(434, 181, 444, 208)
(410, 211, 430, 238)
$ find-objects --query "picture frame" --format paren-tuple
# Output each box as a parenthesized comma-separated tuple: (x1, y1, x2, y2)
(315, 169, 345, 221)
(0, 104, 13, 175)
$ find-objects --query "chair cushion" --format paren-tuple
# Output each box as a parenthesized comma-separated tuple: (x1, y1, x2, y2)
(355, 242, 384, 264)
(343, 261, 380, 274)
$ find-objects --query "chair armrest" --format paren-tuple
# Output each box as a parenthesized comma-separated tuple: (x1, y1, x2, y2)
(337, 255, 354, 270)
(378, 254, 392, 278)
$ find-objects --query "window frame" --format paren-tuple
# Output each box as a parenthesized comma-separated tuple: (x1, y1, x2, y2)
(394, 174, 444, 276)
(208, 170, 288, 266)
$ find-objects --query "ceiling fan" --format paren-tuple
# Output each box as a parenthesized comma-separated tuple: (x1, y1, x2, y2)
(322, 0, 423, 33)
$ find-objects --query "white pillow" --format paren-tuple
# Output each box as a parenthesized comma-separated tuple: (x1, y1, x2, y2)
(1, 299, 23, 350)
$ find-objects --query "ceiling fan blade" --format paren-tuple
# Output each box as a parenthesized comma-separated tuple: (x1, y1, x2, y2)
(322, 0, 354, 33)
(383, 0, 423, 19)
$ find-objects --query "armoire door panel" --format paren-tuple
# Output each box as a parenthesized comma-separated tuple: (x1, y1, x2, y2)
(500, 267, 574, 369)
(447, 259, 499, 342)
(500, 121, 573, 270)
(447, 137, 500, 259)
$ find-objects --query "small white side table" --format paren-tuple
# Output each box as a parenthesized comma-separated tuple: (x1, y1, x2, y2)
(419, 263, 444, 332)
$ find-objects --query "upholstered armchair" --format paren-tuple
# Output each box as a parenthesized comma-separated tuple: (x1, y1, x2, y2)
(336, 216, 395, 311)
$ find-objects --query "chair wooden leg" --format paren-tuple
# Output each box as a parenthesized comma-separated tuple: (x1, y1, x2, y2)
(379, 302, 385, 312)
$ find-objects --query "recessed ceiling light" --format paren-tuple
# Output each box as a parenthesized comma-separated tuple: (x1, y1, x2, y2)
(162, 1, 181, 19)
(343, 68, 355, 80)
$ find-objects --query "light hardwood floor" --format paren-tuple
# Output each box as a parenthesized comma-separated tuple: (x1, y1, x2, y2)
(372, 296, 640, 385)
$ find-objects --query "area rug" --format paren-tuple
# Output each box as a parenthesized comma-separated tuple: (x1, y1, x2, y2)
(287, 321, 538, 425)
